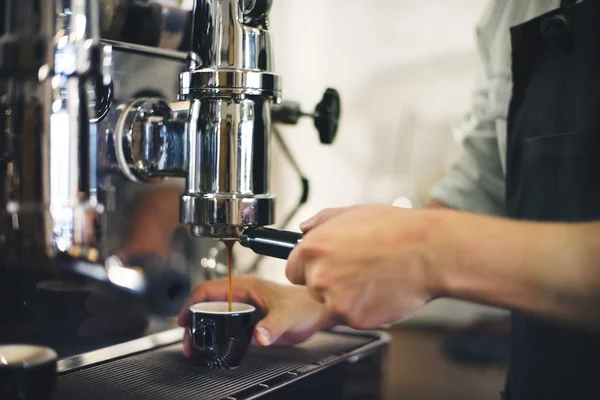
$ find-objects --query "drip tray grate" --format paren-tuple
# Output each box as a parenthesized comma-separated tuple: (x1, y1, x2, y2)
(56, 330, 383, 400)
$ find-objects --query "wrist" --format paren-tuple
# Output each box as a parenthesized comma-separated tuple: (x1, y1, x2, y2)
(422, 210, 495, 299)
(428, 210, 496, 300)
(409, 209, 454, 298)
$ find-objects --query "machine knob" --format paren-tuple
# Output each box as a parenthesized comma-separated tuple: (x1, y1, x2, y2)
(270, 100, 302, 125)
(271, 88, 341, 145)
(314, 88, 341, 145)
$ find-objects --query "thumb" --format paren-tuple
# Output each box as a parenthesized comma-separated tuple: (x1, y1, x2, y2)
(254, 309, 296, 346)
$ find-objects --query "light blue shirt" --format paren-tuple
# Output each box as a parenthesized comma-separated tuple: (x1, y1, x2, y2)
(430, 0, 570, 216)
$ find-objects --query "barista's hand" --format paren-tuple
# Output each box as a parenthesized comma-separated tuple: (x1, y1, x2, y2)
(287, 205, 446, 330)
(177, 276, 341, 359)
(299, 206, 356, 233)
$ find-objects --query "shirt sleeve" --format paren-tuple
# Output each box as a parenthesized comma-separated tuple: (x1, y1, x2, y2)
(429, 74, 506, 216)
(428, 0, 514, 217)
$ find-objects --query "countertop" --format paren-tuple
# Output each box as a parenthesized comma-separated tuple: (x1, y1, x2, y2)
(383, 327, 506, 400)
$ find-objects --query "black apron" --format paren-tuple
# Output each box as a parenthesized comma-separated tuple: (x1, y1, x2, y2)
(505, 0, 600, 398)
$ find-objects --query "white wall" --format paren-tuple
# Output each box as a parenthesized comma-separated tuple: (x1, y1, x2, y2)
(242, 0, 507, 325)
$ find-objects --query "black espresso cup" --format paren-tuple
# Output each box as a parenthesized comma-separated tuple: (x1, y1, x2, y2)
(34, 280, 93, 346)
(0, 345, 57, 400)
(189, 302, 256, 369)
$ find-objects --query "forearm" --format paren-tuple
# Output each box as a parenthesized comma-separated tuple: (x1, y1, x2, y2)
(424, 199, 452, 209)
(433, 211, 600, 327)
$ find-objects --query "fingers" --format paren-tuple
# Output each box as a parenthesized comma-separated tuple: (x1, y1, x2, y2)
(299, 207, 350, 233)
(254, 308, 301, 347)
(286, 246, 308, 286)
(177, 279, 225, 327)
(179, 277, 328, 351)
(183, 328, 195, 359)
(180, 278, 255, 360)
(177, 285, 208, 327)
(286, 238, 328, 289)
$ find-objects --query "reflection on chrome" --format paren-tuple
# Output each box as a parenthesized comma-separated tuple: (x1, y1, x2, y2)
(0, 0, 316, 318)
(50, 0, 107, 255)
(105, 256, 147, 293)
(178, 0, 280, 239)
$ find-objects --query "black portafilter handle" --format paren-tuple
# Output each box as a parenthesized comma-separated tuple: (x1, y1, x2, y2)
(239, 227, 303, 260)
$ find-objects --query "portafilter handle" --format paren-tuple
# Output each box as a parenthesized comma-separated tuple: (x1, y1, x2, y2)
(239, 227, 303, 260)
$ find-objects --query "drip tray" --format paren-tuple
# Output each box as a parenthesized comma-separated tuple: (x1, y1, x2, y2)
(56, 329, 389, 400)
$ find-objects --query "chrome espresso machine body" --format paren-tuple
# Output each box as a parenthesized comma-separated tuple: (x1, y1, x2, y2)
(0, 1, 388, 399)
(1, 0, 318, 321)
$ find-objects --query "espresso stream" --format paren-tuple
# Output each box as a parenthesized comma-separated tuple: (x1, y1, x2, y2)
(224, 240, 235, 312)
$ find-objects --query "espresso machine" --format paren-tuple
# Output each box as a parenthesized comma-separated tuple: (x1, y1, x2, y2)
(0, 1, 389, 398)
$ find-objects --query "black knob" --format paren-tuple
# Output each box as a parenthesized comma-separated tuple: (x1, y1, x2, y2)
(314, 88, 341, 145)
(271, 100, 302, 125)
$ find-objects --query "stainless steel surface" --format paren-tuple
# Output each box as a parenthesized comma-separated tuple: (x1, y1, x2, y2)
(179, 70, 281, 99)
(0, 0, 111, 268)
(56, 328, 389, 400)
(51, 0, 108, 255)
(1, 0, 291, 265)
(57, 327, 184, 373)
(0, 0, 57, 268)
(185, 0, 275, 73)
(56, 326, 388, 374)
(96, 44, 186, 185)
(100, 0, 284, 239)
(114, 98, 187, 181)
(101, 1, 191, 51)
(0, 1, 193, 321)
(183, 195, 275, 238)
(181, 0, 282, 239)
(102, 39, 187, 62)
(1, 0, 318, 324)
